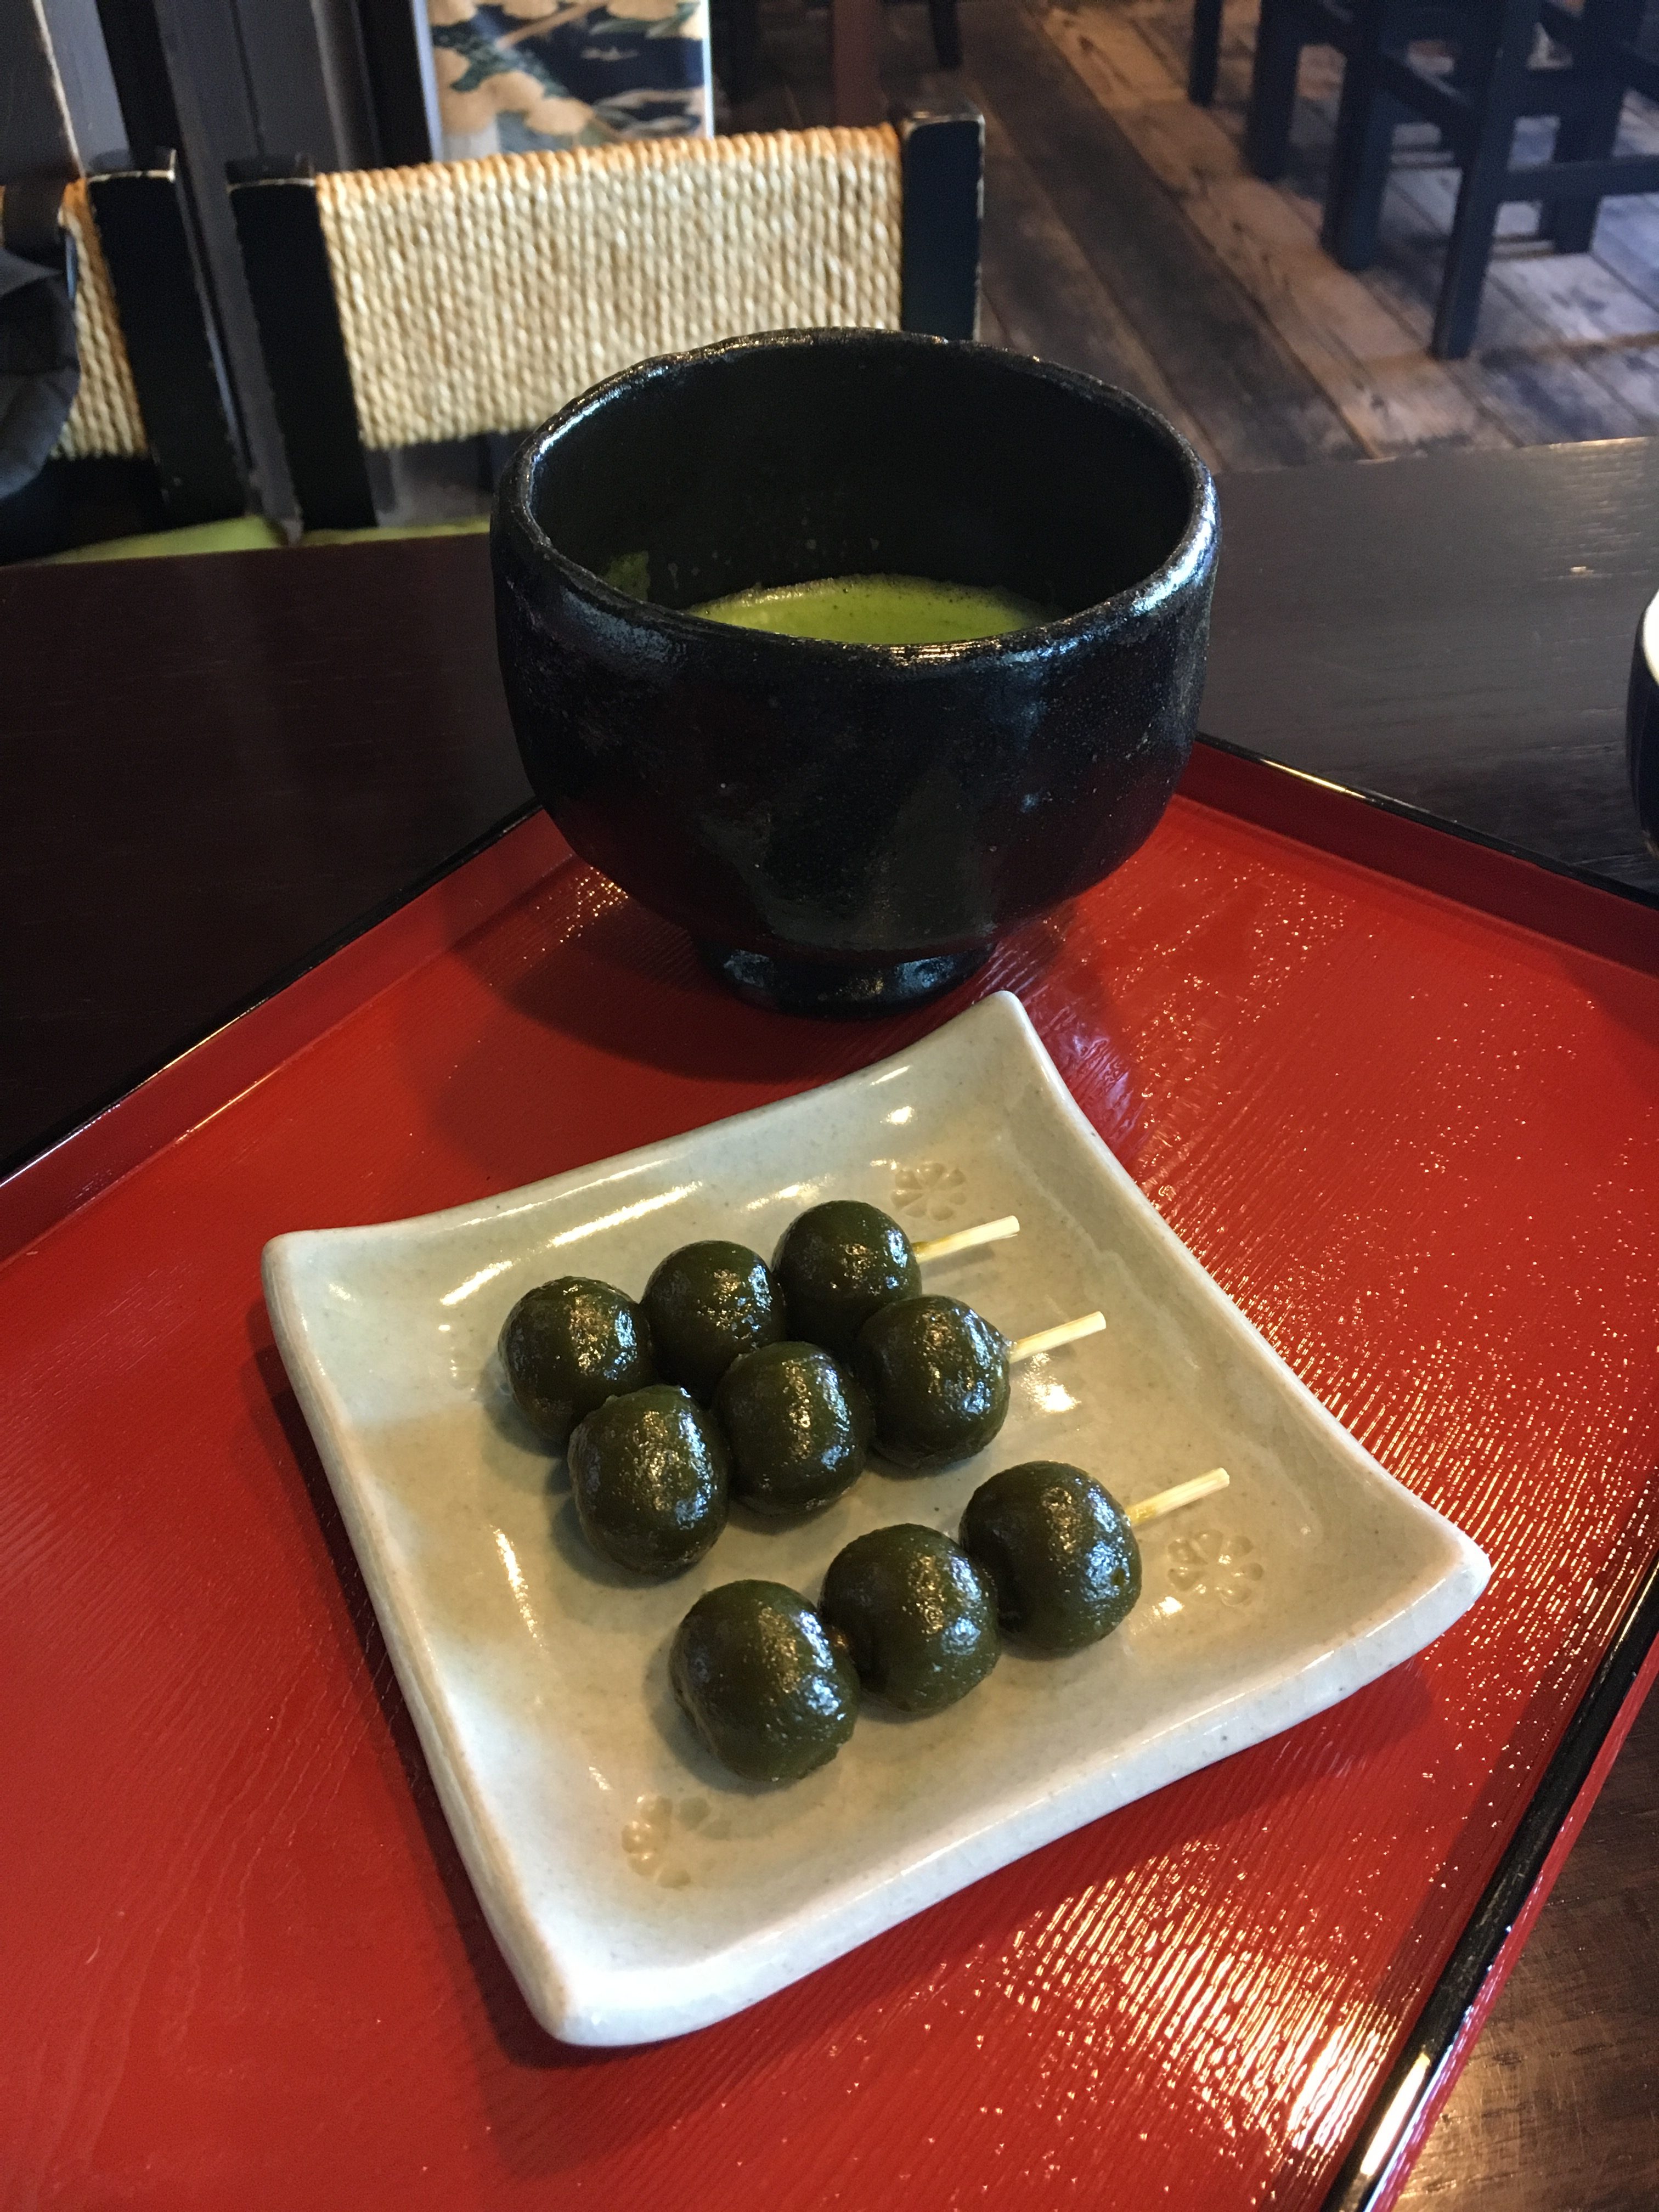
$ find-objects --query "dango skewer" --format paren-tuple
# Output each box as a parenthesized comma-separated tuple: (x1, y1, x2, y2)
(1007, 1310, 1107, 1363)
(912, 1215, 1021, 1263)
(1124, 1465, 1229, 1528)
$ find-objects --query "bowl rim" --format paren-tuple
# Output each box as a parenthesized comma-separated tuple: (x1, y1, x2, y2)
(495, 329, 1220, 664)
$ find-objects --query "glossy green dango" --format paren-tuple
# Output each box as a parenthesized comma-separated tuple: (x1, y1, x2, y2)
(959, 1461, 1141, 1653)
(819, 1524, 1000, 1712)
(772, 1200, 922, 1361)
(670, 1579, 860, 1782)
(567, 1384, 729, 1575)
(853, 1295, 1010, 1469)
(498, 1276, 655, 1447)
(714, 1341, 872, 1516)
(642, 1239, 785, 1401)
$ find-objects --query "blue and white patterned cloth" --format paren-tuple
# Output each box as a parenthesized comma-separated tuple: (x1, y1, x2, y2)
(427, 0, 710, 156)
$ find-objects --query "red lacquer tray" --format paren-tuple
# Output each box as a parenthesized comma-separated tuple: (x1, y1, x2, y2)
(5, 745, 1658, 2211)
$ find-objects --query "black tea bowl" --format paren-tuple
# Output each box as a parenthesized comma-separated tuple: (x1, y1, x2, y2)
(1631, 585, 1659, 858)
(493, 330, 1219, 1016)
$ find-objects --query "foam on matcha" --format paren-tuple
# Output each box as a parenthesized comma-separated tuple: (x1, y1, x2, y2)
(686, 573, 1054, 645)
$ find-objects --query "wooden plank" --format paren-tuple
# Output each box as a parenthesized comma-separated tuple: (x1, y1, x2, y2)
(1122, 0, 1257, 104)
(977, 291, 1011, 345)
(0, 0, 77, 180)
(35, 0, 127, 168)
(1043, 0, 1505, 454)
(747, 0, 834, 123)
(973, 95, 1220, 454)
(1395, 1688, 1659, 2212)
(719, 64, 806, 132)
(1592, 192, 1659, 314)
(871, 1, 1219, 448)
(831, 0, 884, 121)
(1586, 97, 1659, 309)
(1488, 247, 1659, 427)
(1043, 0, 1174, 104)
(954, 0, 1363, 466)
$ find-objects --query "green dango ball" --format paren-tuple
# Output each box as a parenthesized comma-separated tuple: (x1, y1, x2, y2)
(714, 1341, 872, 1516)
(772, 1200, 922, 1361)
(959, 1461, 1141, 1653)
(819, 1523, 1000, 1712)
(567, 1384, 729, 1575)
(853, 1294, 1010, 1469)
(498, 1276, 655, 1447)
(670, 1580, 860, 1783)
(642, 1239, 786, 1401)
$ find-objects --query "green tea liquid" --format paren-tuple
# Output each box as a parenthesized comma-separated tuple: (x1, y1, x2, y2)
(686, 573, 1053, 645)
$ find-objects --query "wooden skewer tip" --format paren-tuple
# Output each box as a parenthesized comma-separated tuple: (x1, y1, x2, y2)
(1125, 1466, 1231, 1528)
(912, 1215, 1022, 1263)
(1007, 1310, 1107, 1363)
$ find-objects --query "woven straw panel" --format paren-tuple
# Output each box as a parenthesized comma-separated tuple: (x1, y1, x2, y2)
(315, 127, 905, 450)
(57, 180, 147, 460)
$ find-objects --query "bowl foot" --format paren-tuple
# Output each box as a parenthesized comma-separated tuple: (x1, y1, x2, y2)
(697, 941, 990, 1018)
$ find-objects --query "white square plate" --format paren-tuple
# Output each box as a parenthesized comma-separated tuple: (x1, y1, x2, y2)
(263, 992, 1488, 2045)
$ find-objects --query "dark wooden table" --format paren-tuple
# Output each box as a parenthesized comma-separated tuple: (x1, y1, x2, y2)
(1204, 436, 1659, 898)
(3, 435, 1655, 2207)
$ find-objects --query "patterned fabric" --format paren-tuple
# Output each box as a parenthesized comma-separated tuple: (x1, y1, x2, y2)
(427, 0, 710, 158)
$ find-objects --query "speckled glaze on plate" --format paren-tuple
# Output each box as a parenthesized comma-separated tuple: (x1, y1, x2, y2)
(262, 991, 1488, 2046)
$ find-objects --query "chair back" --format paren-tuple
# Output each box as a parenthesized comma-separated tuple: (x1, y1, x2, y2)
(320, 129, 902, 453)
(232, 113, 983, 530)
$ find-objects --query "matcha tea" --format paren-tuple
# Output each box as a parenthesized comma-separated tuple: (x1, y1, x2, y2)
(687, 573, 1053, 645)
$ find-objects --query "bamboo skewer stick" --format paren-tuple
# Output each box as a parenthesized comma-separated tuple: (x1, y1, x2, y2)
(913, 1215, 1021, 1263)
(1007, 1311, 1107, 1363)
(1125, 1467, 1230, 1528)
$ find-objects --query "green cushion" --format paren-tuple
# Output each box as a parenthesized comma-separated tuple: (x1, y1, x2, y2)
(38, 512, 490, 566)
(302, 516, 491, 546)
(42, 517, 287, 563)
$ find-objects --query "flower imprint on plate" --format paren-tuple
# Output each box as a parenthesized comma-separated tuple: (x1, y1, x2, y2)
(1166, 1529, 1263, 1607)
(892, 1161, 968, 1222)
(620, 1793, 730, 1886)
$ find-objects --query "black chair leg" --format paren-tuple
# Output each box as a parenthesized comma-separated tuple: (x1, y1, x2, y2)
(1321, 0, 1403, 268)
(1449, 35, 1482, 92)
(1244, 0, 1307, 180)
(1432, 165, 1509, 356)
(1544, 0, 1640, 250)
(928, 0, 962, 69)
(1432, 0, 1543, 357)
(1548, 85, 1622, 250)
(1189, 0, 1223, 105)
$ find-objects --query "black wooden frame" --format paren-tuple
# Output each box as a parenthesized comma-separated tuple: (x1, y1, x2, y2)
(1235, 0, 1465, 180)
(84, 153, 246, 522)
(226, 156, 377, 531)
(229, 111, 985, 536)
(0, 155, 244, 560)
(1324, 0, 1659, 357)
(899, 105, 983, 340)
(1188, 0, 1224, 103)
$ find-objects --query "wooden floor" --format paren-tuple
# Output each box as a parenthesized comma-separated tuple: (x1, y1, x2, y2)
(727, 0, 1659, 471)
(1395, 1685, 1659, 2212)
